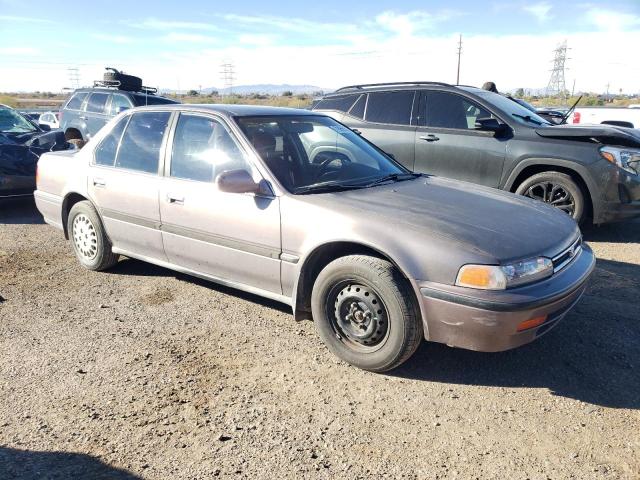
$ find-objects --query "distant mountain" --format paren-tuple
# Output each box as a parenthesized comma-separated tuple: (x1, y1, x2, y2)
(162, 84, 329, 96)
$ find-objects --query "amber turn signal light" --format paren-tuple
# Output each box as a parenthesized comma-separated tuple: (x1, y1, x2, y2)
(516, 315, 547, 332)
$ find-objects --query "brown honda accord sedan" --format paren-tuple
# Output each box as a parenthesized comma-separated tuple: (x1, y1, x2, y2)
(34, 105, 595, 372)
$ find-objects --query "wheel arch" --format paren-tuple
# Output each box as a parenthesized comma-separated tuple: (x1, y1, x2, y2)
(505, 159, 596, 221)
(292, 241, 426, 336)
(61, 192, 91, 239)
(64, 127, 84, 141)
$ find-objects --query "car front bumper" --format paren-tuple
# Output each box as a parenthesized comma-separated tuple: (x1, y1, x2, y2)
(418, 244, 596, 352)
(593, 163, 640, 224)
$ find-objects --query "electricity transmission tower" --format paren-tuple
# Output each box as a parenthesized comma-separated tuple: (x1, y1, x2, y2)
(219, 61, 235, 97)
(67, 67, 80, 89)
(546, 40, 569, 98)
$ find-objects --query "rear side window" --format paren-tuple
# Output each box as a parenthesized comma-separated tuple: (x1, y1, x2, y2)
(426, 92, 494, 129)
(348, 94, 366, 119)
(94, 116, 129, 166)
(131, 94, 178, 106)
(115, 111, 171, 174)
(109, 94, 132, 115)
(365, 91, 415, 125)
(170, 114, 248, 182)
(65, 92, 87, 110)
(86, 93, 109, 114)
(314, 94, 359, 112)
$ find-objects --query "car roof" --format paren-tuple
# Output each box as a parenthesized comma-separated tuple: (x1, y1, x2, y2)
(131, 104, 318, 118)
(322, 83, 485, 96)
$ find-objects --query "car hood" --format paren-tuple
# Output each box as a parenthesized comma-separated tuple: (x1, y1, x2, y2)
(305, 176, 580, 264)
(535, 124, 640, 147)
(0, 130, 68, 150)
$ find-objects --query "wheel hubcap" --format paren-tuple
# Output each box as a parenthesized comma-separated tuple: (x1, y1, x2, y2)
(72, 214, 98, 260)
(331, 283, 388, 348)
(524, 182, 575, 216)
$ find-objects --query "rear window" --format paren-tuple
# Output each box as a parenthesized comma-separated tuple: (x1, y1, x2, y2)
(65, 92, 88, 110)
(313, 94, 360, 113)
(131, 94, 178, 106)
(86, 93, 109, 113)
(348, 94, 366, 119)
(365, 91, 415, 125)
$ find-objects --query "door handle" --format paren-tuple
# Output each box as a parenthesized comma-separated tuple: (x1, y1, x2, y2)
(92, 178, 106, 187)
(419, 134, 440, 142)
(167, 194, 184, 205)
(79, 115, 87, 120)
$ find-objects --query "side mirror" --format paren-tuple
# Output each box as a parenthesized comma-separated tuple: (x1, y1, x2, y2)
(39, 123, 51, 131)
(216, 169, 271, 196)
(475, 117, 506, 133)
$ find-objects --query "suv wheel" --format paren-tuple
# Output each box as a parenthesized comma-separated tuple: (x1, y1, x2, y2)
(311, 255, 422, 372)
(515, 171, 586, 224)
(67, 201, 119, 271)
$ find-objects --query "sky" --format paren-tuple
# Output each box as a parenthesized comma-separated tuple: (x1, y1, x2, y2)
(1, 0, 639, 94)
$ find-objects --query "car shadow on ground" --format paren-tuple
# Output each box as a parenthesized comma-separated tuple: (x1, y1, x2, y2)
(0, 447, 142, 479)
(583, 218, 640, 243)
(392, 257, 640, 410)
(0, 198, 44, 225)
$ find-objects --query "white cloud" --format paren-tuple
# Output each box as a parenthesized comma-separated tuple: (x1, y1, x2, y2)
(375, 10, 458, 36)
(131, 18, 220, 31)
(92, 33, 133, 44)
(523, 2, 553, 22)
(0, 46, 40, 55)
(238, 34, 276, 46)
(0, 14, 51, 23)
(583, 7, 640, 31)
(163, 32, 219, 43)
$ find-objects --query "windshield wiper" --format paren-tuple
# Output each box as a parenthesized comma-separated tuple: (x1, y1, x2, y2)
(511, 113, 544, 125)
(292, 182, 367, 195)
(358, 172, 421, 187)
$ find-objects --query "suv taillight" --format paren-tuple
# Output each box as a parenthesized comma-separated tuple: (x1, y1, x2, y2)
(572, 111, 581, 124)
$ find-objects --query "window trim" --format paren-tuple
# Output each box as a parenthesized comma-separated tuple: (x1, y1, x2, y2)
(163, 111, 251, 184)
(362, 90, 417, 127)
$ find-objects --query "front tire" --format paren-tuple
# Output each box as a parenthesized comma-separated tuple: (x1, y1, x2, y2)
(311, 255, 422, 372)
(515, 171, 586, 224)
(67, 201, 119, 271)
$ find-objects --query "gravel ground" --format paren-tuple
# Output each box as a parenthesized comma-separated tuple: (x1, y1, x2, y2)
(0, 198, 638, 480)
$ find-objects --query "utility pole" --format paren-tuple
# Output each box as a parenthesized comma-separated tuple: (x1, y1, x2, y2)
(456, 34, 462, 85)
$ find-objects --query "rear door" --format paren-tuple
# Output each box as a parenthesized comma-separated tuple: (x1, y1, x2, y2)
(84, 92, 110, 139)
(87, 111, 172, 260)
(159, 112, 282, 294)
(355, 90, 417, 170)
(414, 91, 506, 187)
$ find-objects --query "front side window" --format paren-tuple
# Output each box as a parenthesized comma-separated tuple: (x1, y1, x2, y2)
(313, 94, 360, 113)
(65, 92, 87, 110)
(365, 91, 415, 125)
(427, 92, 494, 129)
(115, 111, 171, 173)
(170, 114, 248, 182)
(348, 94, 366, 119)
(109, 94, 132, 115)
(236, 115, 410, 193)
(86, 93, 109, 114)
(94, 116, 129, 166)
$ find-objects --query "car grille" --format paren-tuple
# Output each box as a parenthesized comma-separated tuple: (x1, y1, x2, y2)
(552, 237, 582, 273)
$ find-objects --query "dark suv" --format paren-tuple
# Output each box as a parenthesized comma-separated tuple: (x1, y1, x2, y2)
(312, 82, 640, 224)
(60, 84, 177, 148)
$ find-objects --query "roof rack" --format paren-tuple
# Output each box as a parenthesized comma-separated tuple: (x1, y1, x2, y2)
(334, 81, 453, 93)
(92, 80, 157, 95)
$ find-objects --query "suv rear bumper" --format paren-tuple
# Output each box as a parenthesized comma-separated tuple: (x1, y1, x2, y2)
(418, 244, 595, 352)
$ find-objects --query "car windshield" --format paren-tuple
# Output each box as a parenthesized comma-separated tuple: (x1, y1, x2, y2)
(235, 115, 413, 194)
(0, 107, 38, 133)
(470, 90, 552, 126)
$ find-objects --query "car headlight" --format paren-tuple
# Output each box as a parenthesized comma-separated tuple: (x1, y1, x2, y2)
(456, 257, 553, 290)
(600, 146, 640, 175)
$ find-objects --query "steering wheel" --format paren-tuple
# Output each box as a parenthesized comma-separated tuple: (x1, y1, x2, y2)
(314, 154, 352, 181)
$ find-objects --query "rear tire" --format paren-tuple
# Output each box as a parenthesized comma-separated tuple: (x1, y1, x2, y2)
(67, 201, 118, 271)
(515, 171, 586, 224)
(311, 255, 422, 372)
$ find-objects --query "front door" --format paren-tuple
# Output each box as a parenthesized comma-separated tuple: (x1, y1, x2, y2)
(159, 112, 281, 294)
(88, 111, 172, 260)
(414, 91, 507, 187)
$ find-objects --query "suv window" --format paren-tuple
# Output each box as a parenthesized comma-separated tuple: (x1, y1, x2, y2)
(365, 91, 415, 125)
(65, 92, 87, 110)
(94, 116, 129, 166)
(131, 94, 178, 106)
(86, 93, 109, 114)
(347, 94, 366, 119)
(314, 94, 359, 113)
(170, 114, 248, 182)
(115, 111, 171, 174)
(427, 92, 494, 129)
(109, 94, 132, 115)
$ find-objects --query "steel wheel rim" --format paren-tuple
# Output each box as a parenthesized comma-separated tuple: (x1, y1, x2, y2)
(524, 181, 575, 216)
(326, 281, 390, 353)
(72, 214, 98, 261)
